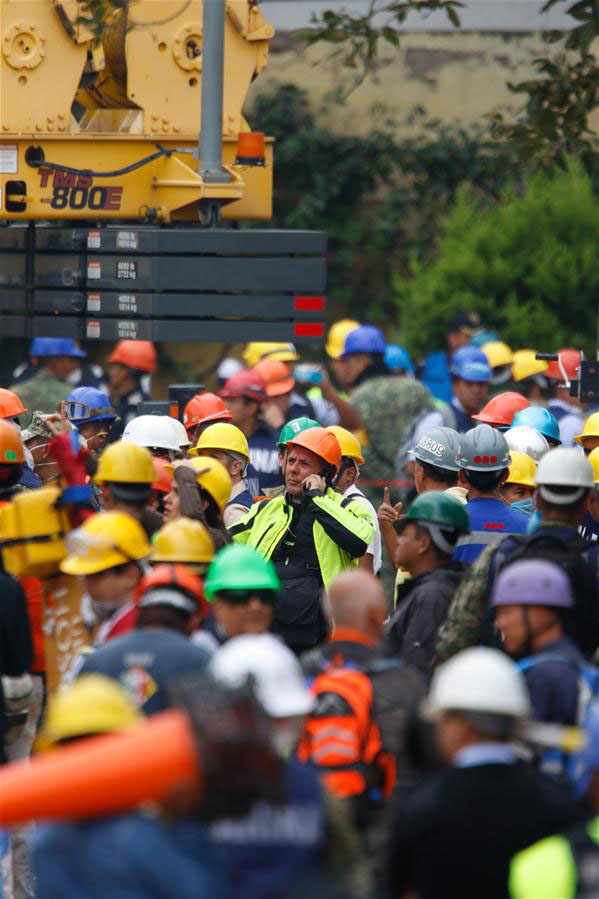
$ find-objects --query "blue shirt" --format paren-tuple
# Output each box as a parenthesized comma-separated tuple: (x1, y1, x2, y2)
(79, 628, 210, 715)
(519, 636, 585, 726)
(419, 350, 452, 403)
(580, 512, 599, 544)
(248, 422, 283, 492)
(453, 497, 530, 564)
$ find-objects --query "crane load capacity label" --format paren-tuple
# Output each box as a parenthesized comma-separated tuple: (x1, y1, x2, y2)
(37, 168, 123, 211)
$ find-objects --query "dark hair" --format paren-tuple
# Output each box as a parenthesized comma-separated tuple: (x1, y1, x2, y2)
(418, 460, 458, 487)
(463, 711, 516, 740)
(464, 469, 505, 492)
(410, 522, 454, 561)
(200, 490, 224, 528)
(536, 489, 590, 516)
(108, 481, 151, 507)
(136, 605, 190, 632)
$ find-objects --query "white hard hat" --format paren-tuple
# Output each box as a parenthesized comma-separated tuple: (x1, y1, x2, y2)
(428, 647, 530, 719)
(217, 357, 244, 381)
(535, 446, 594, 505)
(170, 417, 191, 448)
(504, 425, 549, 462)
(209, 634, 314, 718)
(122, 415, 181, 452)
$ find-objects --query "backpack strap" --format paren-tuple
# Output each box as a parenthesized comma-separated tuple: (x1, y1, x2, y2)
(516, 652, 580, 673)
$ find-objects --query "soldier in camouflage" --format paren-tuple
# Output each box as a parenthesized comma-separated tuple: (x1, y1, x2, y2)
(10, 339, 85, 429)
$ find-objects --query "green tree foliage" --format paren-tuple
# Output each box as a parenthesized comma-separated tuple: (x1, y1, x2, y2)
(393, 160, 598, 357)
(250, 85, 516, 323)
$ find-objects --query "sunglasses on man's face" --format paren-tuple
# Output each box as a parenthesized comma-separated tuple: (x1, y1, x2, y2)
(216, 590, 276, 606)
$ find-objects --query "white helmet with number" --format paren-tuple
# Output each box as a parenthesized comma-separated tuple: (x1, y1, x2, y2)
(209, 634, 314, 719)
(122, 415, 182, 452)
(535, 446, 594, 505)
(504, 425, 549, 462)
(427, 647, 530, 719)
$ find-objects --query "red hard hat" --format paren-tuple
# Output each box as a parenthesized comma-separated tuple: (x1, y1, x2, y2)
(106, 341, 157, 373)
(151, 457, 173, 495)
(545, 348, 581, 381)
(0, 388, 27, 419)
(135, 564, 208, 619)
(183, 393, 232, 432)
(287, 426, 342, 473)
(220, 369, 267, 402)
(472, 392, 531, 428)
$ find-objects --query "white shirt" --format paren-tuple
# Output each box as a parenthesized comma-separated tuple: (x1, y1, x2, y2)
(343, 485, 382, 574)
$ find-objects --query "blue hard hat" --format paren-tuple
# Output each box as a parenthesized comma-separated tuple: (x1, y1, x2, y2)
(384, 344, 414, 373)
(65, 387, 117, 425)
(511, 405, 561, 445)
(450, 347, 491, 382)
(30, 338, 86, 358)
(469, 330, 499, 348)
(340, 325, 386, 357)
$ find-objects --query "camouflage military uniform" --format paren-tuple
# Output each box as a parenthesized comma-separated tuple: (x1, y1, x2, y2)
(10, 370, 71, 429)
(351, 375, 435, 603)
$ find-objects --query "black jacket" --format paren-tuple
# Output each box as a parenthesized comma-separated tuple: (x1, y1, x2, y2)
(386, 760, 584, 899)
(0, 572, 34, 763)
(382, 562, 465, 676)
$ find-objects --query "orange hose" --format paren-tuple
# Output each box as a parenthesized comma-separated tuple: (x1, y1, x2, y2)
(0, 710, 199, 827)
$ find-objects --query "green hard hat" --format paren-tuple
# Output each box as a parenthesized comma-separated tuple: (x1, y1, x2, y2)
(204, 544, 281, 599)
(277, 417, 320, 450)
(403, 491, 470, 532)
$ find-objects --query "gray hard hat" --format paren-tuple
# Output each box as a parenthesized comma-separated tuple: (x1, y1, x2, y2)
(412, 427, 461, 472)
(456, 424, 511, 472)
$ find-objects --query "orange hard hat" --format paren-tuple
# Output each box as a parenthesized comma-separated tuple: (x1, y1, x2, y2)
(183, 393, 232, 432)
(287, 426, 341, 473)
(472, 392, 531, 428)
(135, 563, 209, 619)
(106, 341, 157, 373)
(252, 360, 295, 397)
(545, 348, 581, 381)
(151, 456, 173, 495)
(0, 389, 27, 420)
(0, 420, 25, 464)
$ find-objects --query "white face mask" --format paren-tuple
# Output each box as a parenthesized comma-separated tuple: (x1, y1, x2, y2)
(90, 599, 123, 623)
(23, 444, 35, 471)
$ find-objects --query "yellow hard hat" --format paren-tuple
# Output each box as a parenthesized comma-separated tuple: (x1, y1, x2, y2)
(326, 319, 360, 360)
(505, 451, 537, 488)
(94, 441, 156, 485)
(189, 422, 250, 462)
(511, 349, 549, 382)
(37, 675, 142, 750)
(243, 342, 299, 367)
(188, 456, 231, 513)
(59, 511, 150, 576)
(326, 425, 365, 465)
(574, 412, 599, 446)
(151, 517, 215, 565)
(588, 447, 599, 484)
(481, 341, 514, 369)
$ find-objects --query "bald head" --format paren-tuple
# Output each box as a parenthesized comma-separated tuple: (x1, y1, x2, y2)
(328, 570, 387, 641)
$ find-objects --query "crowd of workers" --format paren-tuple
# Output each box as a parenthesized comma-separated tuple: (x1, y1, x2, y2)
(0, 315, 598, 899)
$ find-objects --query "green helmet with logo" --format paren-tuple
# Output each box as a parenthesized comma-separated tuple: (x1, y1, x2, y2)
(412, 426, 461, 472)
(398, 491, 469, 556)
(276, 417, 320, 450)
(204, 544, 281, 599)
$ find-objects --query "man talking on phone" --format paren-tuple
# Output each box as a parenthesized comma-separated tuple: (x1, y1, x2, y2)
(228, 427, 376, 655)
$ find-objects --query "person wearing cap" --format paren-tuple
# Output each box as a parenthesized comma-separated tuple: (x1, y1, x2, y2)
(10, 339, 88, 429)
(253, 359, 304, 431)
(189, 423, 253, 526)
(437, 448, 599, 665)
(385, 647, 584, 899)
(249, 345, 333, 425)
(60, 511, 151, 647)
(17, 411, 58, 487)
(481, 340, 515, 394)
(194, 544, 280, 653)
(500, 451, 537, 516)
(78, 565, 211, 715)
(64, 386, 117, 456)
(11, 337, 105, 393)
(229, 427, 375, 654)
(575, 411, 599, 458)
(511, 350, 552, 404)
(452, 425, 529, 564)
(418, 310, 483, 404)
(94, 441, 163, 538)
(491, 559, 584, 727)
(105, 340, 157, 441)
(208, 633, 344, 899)
(546, 348, 586, 447)
(220, 368, 283, 493)
(327, 425, 382, 574)
(382, 493, 468, 676)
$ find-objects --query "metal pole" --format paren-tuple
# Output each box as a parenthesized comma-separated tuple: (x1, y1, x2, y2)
(198, 0, 230, 184)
